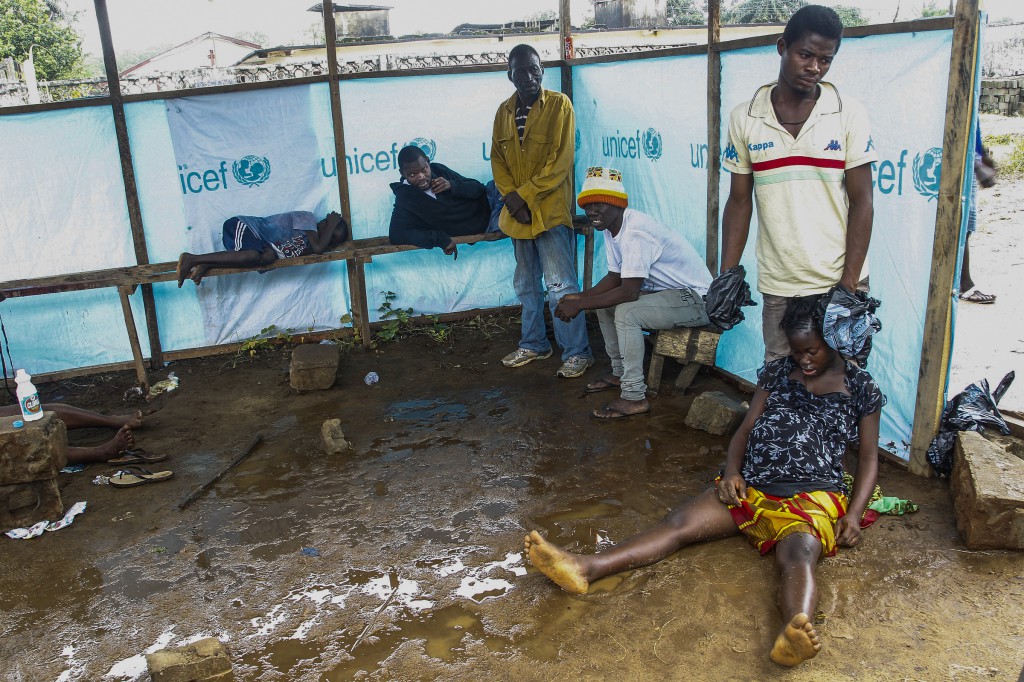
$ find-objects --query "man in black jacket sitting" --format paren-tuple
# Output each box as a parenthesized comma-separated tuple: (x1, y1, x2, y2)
(388, 145, 502, 259)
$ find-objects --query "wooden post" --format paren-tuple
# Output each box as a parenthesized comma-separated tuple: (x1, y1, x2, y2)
(94, 0, 163, 368)
(559, 0, 574, 98)
(909, 0, 980, 475)
(116, 285, 149, 391)
(706, 0, 722, 274)
(321, 1, 368, 346)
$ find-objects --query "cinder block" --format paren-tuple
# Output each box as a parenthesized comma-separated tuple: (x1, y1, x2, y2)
(289, 343, 339, 391)
(950, 431, 1024, 551)
(684, 391, 747, 436)
(0, 413, 67, 485)
(146, 637, 233, 682)
(0, 478, 63, 529)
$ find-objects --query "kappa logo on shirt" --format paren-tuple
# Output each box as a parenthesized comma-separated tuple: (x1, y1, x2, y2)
(824, 139, 842, 152)
(723, 143, 739, 162)
(748, 141, 774, 152)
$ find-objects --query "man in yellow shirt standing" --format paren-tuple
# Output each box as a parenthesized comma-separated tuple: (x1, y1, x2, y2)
(491, 44, 594, 378)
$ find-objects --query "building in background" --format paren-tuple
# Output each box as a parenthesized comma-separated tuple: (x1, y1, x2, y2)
(120, 32, 261, 77)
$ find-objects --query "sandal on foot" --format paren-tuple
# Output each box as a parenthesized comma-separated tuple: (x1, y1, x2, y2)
(959, 287, 996, 304)
(586, 376, 620, 394)
(591, 404, 650, 420)
(107, 449, 167, 466)
(109, 466, 174, 488)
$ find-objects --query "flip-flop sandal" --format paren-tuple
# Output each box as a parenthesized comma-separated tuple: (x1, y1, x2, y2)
(591, 405, 650, 420)
(959, 287, 996, 304)
(106, 449, 167, 465)
(109, 466, 174, 488)
(585, 377, 620, 394)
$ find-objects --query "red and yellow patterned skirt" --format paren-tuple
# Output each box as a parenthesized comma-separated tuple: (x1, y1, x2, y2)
(727, 485, 848, 557)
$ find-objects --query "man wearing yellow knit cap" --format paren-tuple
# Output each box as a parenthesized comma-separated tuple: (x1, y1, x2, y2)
(555, 167, 712, 419)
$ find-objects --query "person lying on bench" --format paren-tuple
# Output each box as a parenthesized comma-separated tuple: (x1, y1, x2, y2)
(388, 145, 503, 260)
(176, 211, 348, 287)
(553, 167, 712, 420)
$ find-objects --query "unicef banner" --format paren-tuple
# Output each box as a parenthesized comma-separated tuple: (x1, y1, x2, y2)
(165, 85, 347, 345)
(717, 30, 955, 459)
(327, 70, 562, 318)
(573, 53, 709, 279)
(0, 108, 147, 374)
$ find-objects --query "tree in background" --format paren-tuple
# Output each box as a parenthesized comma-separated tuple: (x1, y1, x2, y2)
(667, 0, 706, 25)
(832, 5, 868, 27)
(920, 1, 949, 18)
(726, 0, 807, 24)
(0, 0, 85, 80)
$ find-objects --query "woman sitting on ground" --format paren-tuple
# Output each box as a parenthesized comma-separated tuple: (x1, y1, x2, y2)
(524, 295, 884, 667)
(0, 403, 141, 463)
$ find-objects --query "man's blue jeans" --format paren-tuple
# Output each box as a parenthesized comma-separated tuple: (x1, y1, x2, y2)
(512, 225, 592, 362)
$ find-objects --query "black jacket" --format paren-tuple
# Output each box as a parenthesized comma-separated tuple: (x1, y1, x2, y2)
(388, 163, 490, 250)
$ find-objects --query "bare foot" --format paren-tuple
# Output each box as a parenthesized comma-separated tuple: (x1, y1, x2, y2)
(591, 397, 649, 420)
(770, 613, 821, 666)
(523, 530, 590, 594)
(66, 426, 135, 464)
(176, 253, 195, 288)
(189, 264, 210, 285)
(116, 410, 144, 430)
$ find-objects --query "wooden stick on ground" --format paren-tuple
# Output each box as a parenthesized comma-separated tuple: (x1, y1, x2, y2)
(178, 434, 263, 510)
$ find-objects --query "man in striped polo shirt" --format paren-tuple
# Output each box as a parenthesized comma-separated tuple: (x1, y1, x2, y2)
(720, 5, 877, 361)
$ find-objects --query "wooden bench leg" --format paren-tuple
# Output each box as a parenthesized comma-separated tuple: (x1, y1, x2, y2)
(673, 363, 701, 395)
(117, 285, 150, 393)
(346, 258, 372, 349)
(647, 352, 665, 398)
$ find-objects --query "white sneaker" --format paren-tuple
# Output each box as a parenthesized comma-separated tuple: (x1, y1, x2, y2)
(556, 355, 595, 378)
(502, 347, 553, 367)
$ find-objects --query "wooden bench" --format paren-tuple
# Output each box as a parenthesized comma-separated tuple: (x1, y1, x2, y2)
(0, 223, 603, 392)
(646, 325, 723, 397)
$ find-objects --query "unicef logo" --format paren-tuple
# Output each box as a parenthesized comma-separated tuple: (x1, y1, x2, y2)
(912, 147, 942, 201)
(407, 137, 436, 161)
(232, 155, 271, 188)
(642, 128, 663, 161)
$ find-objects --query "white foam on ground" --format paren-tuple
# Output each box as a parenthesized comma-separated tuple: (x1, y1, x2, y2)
(103, 627, 176, 679)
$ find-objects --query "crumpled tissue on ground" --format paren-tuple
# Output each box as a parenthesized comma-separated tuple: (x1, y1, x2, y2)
(5, 501, 87, 539)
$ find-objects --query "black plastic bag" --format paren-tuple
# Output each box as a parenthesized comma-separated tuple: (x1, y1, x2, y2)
(926, 371, 1015, 477)
(704, 265, 756, 331)
(820, 284, 882, 368)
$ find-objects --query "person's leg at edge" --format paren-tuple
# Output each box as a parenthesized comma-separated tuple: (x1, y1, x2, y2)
(761, 293, 791, 363)
(591, 307, 623, 391)
(511, 237, 552, 354)
(524, 488, 739, 594)
(770, 532, 823, 666)
(0, 404, 142, 430)
(535, 225, 591, 361)
(66, 426, 135, 464)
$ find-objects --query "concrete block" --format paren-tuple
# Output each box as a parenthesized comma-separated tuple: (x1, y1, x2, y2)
(146, 637, 233, 682)
(684, 391, 747, 436)
(0, 413, 68, 485)
(321, 419, 352, 455)
(0, 478, 63, 529)
(950, 431, 1024, 551)
(289, 343, 339, 391)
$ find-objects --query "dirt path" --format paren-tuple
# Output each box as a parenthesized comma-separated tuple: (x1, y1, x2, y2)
(948, 113, 1024, 412)
(1, 315, 1022, 681)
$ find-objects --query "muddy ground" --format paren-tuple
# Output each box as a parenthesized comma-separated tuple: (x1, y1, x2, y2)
(1, 307, 1023, 682)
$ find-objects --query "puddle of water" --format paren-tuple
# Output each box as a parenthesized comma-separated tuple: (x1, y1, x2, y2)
(386, 398, 472, 425)
(531, 497, 623, 548)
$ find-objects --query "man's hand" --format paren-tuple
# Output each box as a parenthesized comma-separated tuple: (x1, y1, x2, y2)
(504, 191, 532, 224)
(430, 176, 451, 194)
(835, 515, 862, 547)
(443, 239, 458, 260)
(716, 472, 747, 506)
(554, 296, 583, 322)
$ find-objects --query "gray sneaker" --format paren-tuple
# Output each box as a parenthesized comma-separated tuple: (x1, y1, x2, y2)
(556, 355, 595, 378)
(502, 347, 553, 368)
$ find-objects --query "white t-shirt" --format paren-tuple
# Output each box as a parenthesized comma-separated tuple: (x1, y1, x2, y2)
(605, 209, 712, 294)
(723, 81, 877, 297)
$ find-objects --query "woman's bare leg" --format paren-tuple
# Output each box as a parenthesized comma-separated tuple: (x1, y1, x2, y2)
(524, 488, 740, 593)
(770, 533, 822, 666)
(66, 426, 134, 464)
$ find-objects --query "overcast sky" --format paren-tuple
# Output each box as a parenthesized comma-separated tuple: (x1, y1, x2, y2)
(63, 0, 1024, 56)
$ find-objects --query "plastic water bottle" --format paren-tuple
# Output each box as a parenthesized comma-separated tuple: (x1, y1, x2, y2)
(15, 369, 44, 422)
